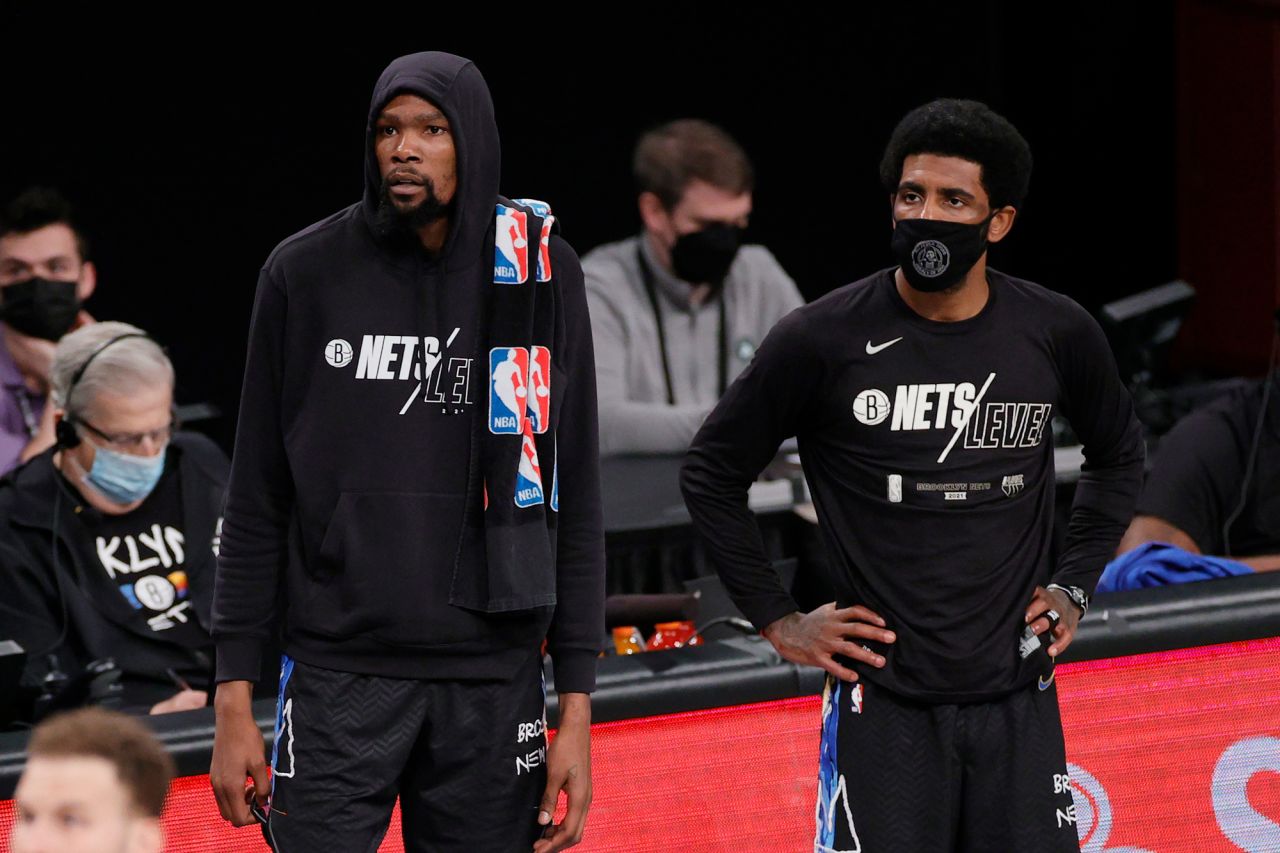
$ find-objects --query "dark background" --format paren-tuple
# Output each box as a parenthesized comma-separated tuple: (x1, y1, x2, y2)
(0, 8, 1182, 448)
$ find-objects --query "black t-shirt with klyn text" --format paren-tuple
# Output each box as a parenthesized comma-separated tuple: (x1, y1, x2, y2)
(78, 463, 211, 653)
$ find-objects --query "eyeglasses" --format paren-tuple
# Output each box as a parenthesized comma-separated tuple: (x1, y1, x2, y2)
(75, 418, 176, 453)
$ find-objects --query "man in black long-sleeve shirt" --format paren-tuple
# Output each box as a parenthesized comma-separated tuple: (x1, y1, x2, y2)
(682, 100, 1144, 851)
(209, 53, 603, 853)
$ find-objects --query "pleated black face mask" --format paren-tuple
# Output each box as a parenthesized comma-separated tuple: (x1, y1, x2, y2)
(670, 223, 743, 287)
(0, 277, 81, 340)
(890, 215, 994, 293)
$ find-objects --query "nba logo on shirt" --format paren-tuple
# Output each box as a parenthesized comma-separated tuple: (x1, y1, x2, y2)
(489, 347, 529, 434)
(515, 429, 545, 507)
(850, 683, 863, 714)
(495, 204, 529, 284)
(528, 346, 551, 434)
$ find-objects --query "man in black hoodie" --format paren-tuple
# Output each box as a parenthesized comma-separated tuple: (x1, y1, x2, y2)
(210, 52, 604, 853)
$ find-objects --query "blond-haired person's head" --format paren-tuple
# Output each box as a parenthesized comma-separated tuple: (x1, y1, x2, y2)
(11, 708, 173, 853)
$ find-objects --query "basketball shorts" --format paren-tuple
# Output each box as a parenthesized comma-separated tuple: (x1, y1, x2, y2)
(264, 651, 548, 852)
(814, 672, 1080, 852)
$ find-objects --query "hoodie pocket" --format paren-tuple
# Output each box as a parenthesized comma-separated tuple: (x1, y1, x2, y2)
(306, 491, 474, 645)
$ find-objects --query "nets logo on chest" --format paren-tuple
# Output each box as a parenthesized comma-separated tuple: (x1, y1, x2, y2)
(852, 389, 891, 425)
(849, 374, 1053, 464)
(324, 338, 353, 367)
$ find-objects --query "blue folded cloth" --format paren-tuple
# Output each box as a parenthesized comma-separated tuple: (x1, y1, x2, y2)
(1096, 542, 1254, 593)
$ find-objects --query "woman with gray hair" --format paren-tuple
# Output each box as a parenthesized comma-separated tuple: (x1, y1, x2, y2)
(0, 322, 245, 719)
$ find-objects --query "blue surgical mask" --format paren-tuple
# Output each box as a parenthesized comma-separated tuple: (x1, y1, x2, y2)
(84, 444, 167, 504)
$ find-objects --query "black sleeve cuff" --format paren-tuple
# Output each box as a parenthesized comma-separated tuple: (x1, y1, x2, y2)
(550, 648, 598, 694)
(215, 636, 264, 684)
(739, 594, 802, 634)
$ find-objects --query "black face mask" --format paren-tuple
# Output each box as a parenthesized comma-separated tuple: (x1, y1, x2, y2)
(890, 215, 994, 293)
(0, 277, 81, 340)
(670, 223, 743, 286)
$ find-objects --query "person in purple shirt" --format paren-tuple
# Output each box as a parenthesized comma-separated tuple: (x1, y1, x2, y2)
(0, 188, 97, 475)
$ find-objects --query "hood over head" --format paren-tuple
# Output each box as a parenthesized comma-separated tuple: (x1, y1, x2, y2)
(363, 51, 500, 264)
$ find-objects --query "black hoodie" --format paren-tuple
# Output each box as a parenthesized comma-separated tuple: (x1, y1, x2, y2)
(212, 52, 604, 693)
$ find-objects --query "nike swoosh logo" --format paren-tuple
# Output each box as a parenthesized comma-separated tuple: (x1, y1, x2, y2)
(1038, 670, 1056, 691)
(865, 337, 903, 355)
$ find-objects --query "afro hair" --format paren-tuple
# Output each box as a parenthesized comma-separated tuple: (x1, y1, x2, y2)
(879, 99, 1032, 211)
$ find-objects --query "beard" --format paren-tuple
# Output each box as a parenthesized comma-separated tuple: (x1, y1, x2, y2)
(374, 173, 454, 238)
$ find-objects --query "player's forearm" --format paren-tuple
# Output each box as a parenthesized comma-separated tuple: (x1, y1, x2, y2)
(213, 680, 254, 713)
(556, 691, 591, 727)
(1239, 554, 1280, 572)
(681, 443, 797, 631)
(212, 427, 293, 682)
(548, 503, 605, 695)
(1054, 303, 1148, 592)
(212, 506, 289, 683)
(1117, 515, 1202, 557)
(1053, 448, 1146, 593)
(548, 506, 605, 694)
(547, 517, 606, 691)
(681, 312, 812, 630)
(548, 247, 606, 694)
(212, 268, 293, 683)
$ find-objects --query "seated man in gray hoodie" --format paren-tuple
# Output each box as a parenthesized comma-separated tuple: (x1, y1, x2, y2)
(582, 120, 804, 456)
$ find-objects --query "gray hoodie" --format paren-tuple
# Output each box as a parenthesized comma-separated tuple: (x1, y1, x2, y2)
(583, 233, 803, 455)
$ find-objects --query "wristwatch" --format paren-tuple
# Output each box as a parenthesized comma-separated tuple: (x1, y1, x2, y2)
(1046, 583, 1089, 614)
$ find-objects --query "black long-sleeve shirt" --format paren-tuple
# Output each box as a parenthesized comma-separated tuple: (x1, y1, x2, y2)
(682, 268, 1144, 702)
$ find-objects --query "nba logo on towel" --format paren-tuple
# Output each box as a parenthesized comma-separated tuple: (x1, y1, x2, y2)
(489, 347, 529, 434)
(528, 346, 551, 434)
(536, 215, 554, 282)
(550, 441, 559, 512)
(495, 204, 529, 284)
(515, 430, 545, 507)
(512, 199, 554, 282)
(515, 198, 551, 217)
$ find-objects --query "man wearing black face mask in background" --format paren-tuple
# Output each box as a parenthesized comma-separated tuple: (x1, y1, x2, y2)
(0, 188, 98, 475)
(582, 120, 803, 456)
(682, 100, 1145, 850)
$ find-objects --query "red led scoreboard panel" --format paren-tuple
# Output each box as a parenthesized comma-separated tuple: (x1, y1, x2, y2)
(1, 637, 1277, 851)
